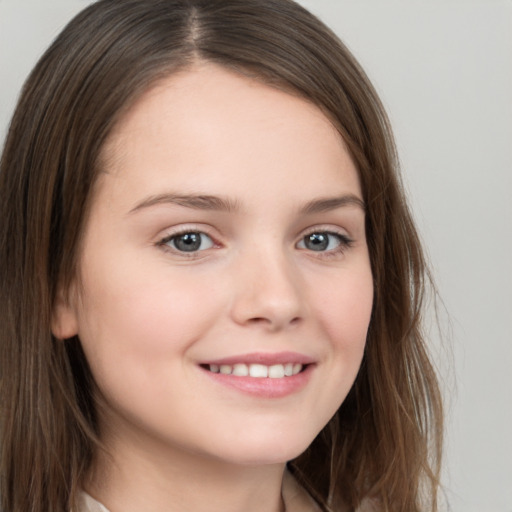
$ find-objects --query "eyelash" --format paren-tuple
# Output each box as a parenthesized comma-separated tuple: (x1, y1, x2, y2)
(156, 227, 354, 259)
(157, 228, 217, 258)
(297, 229, 354, 259)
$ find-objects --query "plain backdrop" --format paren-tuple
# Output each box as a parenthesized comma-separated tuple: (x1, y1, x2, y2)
(1, 1, 511, 511)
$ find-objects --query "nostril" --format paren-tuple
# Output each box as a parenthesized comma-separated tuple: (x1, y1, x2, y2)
(241, 316, 303, 334)
(245, 317, 274, 327)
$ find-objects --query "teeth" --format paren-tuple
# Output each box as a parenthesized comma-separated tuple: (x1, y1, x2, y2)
(207, 363, 304, 378)
(232, 363, 249, 376)
(268, 364, 285, 378)
(220, 365, 231, 375)
(249, 364, 268, 378)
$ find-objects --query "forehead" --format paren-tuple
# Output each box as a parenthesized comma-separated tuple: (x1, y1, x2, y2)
(98, 62, 360, 204)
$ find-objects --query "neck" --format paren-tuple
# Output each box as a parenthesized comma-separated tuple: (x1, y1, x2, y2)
(86, 428, 287, 512)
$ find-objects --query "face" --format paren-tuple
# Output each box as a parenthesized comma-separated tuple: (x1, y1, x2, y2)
(53, 63, 373, 467)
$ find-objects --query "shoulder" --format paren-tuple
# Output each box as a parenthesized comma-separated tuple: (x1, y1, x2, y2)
(75, 492, 110, 512)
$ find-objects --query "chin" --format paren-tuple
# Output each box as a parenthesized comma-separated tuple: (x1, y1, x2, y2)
(211, 432, 315, 467)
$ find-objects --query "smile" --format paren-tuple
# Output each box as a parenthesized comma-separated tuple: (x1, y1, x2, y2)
(199, 353, 315, 398)
(206, 363, 304, 378)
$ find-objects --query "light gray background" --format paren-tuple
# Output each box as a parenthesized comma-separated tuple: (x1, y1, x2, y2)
(1, 1, 511, 511)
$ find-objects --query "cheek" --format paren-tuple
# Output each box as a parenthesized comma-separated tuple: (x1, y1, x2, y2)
(317, 269, 373, 344)
(75, 258, 226, 369)
(293, 266, 372, 439)
(308, 265, 373, 395)
(74, 264, 227, 426)
(115, 286, 216, 350)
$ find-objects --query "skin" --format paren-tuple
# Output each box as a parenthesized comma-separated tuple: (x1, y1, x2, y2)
(53, 63, 374, 512)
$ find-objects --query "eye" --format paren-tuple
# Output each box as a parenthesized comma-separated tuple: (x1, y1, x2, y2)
(297, 231, 351, 252)
(162, 231, 215, 253)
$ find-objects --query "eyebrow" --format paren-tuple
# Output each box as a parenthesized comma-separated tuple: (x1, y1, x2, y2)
(128, 194, 241, 214)
(128, 192, 365, 215)
(299, 195, 366, 214)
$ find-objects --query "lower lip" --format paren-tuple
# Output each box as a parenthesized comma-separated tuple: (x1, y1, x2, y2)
(199, 364, 314, 398)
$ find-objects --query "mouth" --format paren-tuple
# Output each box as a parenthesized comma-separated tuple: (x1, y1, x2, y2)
(201, 362, 306, 378)
(198, 353, 314, 398)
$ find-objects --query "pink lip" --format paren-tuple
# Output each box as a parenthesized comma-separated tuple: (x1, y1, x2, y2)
(198, 352, 316, 399)
(201, 351, 315, 366)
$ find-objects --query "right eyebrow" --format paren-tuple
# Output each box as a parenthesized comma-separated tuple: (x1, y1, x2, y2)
(127, 193, 241, 215)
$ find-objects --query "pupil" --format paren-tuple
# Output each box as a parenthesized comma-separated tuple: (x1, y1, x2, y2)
(306, 233, 328, 251)
(175, 233, 201, 252)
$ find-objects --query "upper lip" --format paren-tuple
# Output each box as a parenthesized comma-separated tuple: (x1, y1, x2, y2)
(200, 351, 316, 366)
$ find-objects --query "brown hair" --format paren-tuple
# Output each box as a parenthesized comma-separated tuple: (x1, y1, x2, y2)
(0, 1, 443, 511)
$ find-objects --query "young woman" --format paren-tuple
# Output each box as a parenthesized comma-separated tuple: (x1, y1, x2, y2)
(0, 1, 443, 511)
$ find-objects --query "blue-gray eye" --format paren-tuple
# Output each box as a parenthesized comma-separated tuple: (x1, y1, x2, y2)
(167, 232, 214, 252)
(297, 232, 345, 252)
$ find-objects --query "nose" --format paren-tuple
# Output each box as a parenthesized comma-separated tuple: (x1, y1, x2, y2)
(229, 248, 305, 331)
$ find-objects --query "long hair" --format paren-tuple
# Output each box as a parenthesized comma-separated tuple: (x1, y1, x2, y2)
(0, 1, 443, 510)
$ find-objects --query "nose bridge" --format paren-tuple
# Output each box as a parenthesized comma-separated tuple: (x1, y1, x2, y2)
(230, 241, 304, 330)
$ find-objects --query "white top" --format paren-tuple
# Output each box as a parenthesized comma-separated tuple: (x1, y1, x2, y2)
(77, 492, 110, 512)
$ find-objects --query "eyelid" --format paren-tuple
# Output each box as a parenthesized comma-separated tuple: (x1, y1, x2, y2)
(299, 225, 353, 242)
(156, 223, 219, 240)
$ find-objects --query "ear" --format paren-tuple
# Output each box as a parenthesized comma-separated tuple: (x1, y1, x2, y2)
(51, 286, 79, 340)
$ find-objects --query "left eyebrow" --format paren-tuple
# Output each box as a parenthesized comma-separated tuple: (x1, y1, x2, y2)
(299, 195, 366, 214)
